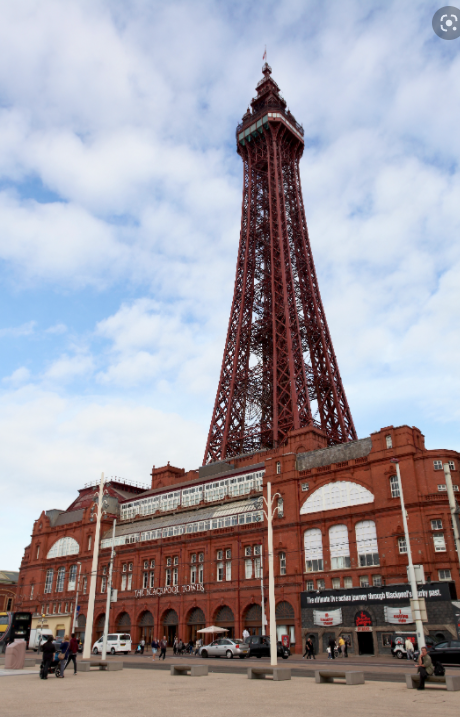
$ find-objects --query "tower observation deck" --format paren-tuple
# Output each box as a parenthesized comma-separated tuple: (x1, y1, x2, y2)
(204, 64, 357, 464)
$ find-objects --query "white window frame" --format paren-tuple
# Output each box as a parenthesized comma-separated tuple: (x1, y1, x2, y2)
(433, 460, 443, 470)
(390, 475, 400, 498)
(217, 562, 224, 582)
(431, 519, 443, 530)
(304, 528, 324, 573)
(226, 561, 231, 581)
(56, 567, 65, 592)
(438, 569, 451, 581)
(329, 524, 351, 570)
(398, 536, 407, 554)
(245, 558, 253, 579)
(433, 533, 446, 552)
(279, 552, 286, 576)
(385, 435, 392, 449)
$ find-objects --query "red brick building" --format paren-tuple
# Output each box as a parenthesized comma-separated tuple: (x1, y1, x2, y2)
(0, 570, 19, 612)
(15, 423, 460, 654)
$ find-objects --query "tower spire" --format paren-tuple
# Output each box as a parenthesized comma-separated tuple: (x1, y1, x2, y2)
(204, 68, 357, 464)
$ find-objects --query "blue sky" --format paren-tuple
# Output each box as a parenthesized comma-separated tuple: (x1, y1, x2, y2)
(1, 0, 460, 569)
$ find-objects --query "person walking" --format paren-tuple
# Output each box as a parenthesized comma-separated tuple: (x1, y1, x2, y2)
(66, 633, 79, 674)
(140, 638, 145, 655)
(243, 628, 250, 641)
(405, 637, 414, 661)
(58, 635, 70, 678)
(338, 636, 345, 658)
(306, 637, 315, 660)
(159, 636, 167, 660)
(416, 646, 434, 690)
(188, 639, 193, 654)
(40, 635, 55, 679)
(173, 637, 178, 655)
(343, 638, 349, 658)
(151, 638, 158, 661)
(328, 637, 336, 660)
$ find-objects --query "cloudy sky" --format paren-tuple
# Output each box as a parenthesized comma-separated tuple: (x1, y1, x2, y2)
(1, 0, 459, 569)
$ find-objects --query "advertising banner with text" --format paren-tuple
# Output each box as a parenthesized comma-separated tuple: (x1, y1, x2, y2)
(301, 582, 450, 608)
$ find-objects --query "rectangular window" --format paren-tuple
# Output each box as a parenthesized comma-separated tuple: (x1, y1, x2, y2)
(64, 602, 68, 613)
(329, 524, 351, 570)
(46, 604, 50, 614)
(82, 576, 87, 594)
(150, 559, 155, 568)
(306, 580, 314, 591)
(68, 564, 77, 591)
(165, 568, 171, 586)
(385, 435, 392, 449)
(127, 574, 132, 590)
(332, 578, 340, 589)
(433, 534, 446, 552)
(191, 553, 196, 564)
(198, 552, 204, 563)
(150, 571, 155, 588)
(254, 557, 261, 579)
(143, 560, 149, 570)
(343, 577, 353, 589)
(254, 545, 261, 556)
(36, 546, 40, 560)
(30, 584, 34, 599)
(53, 604, 57, 614)
(245, 546, 252, 557)
(276, 461, 281, 474)
(305, 528, 324, 573)
(245, 559, 253, 579)
(56, 567, 65, 592)
(438, 485, 447, 491)
(217, 550, 223, 560)
(122, 564, 127, 572)
(390, 475, 400, 498)
(280, 552, 286, 576)
(121, 575, 127, 591)
(226, 561, 231, 581)
(431, 519, 443, 530)
(191, 566, 197, 584)
(373, 575, 382, 587)
(434, 460, 443, 470)
(101, 577, 107, 593)
(87, 535, 92, 550)
(128, 563, 133, 572)
(359, 553, 380, 567)
(226, 549, 231, 560)
(438, 569, 451, 581)
(359, 576, 369, 587)
(58, 603, 61, 613)
(143, 572, 148, 589)
(449, 461, 456, 471)
(317, 579, 325, 589)
(198, 564, 203, 584)
(398, 537, 407, 554)
(173, 567, 178, 586)
(217, 562, 224, 581)
(173, 556, 178, 566)
(166, 557, 172, 567)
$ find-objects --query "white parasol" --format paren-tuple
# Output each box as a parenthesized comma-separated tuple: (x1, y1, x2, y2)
(197, 626, 228, 634)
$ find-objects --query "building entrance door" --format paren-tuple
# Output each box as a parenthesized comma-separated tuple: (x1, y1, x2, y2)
(357, 632, 374, 655)
(167, 625, 176, 646)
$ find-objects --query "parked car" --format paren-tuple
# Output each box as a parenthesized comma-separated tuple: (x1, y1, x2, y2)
(413, 639, 460, 665)
(391, 633, 435, 659)
(199, 638, 249, 659)
(244, 635, 290, 659)
(92, 633, 132, 655)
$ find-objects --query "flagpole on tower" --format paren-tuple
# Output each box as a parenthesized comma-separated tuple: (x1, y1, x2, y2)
(263, 45, 267, 62)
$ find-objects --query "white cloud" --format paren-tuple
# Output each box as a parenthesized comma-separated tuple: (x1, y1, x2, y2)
(43, 353, 94, 383)
(2, 367, 31, 386)
(0, 321, 36, 338)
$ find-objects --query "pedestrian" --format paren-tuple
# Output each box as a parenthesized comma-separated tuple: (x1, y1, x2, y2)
(338, 636, 345, 658)
(302, 636, 309, 659)
(405, 637, 414, 661)
(178, 639, 184, 655)
(151, 638, 158, 660)
(243, 628, 250, 641)
(194, 638, 202, 656)
(140, 638, 145, 655)
(58, 635, 70, 678)
(40, 634, 55, 679)
(416, 646, 434, 690)
(66, 633, 79, 675)
(159, 636, 167, 660)
(188, 639, 193, 654)
(173, 637, 178, 655)
(343, 639, 349, 658)
(328, 637, 336, 660)
(327, 646, 332, 659)
(307, 637, 315, 660)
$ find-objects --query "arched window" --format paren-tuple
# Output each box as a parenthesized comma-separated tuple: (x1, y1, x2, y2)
(355, 520, 379, 566)
(304, 529, 323, 572)
(300, 481, 374, 515)
(47, 537, 79, 559)
(329, 524, 350, 569)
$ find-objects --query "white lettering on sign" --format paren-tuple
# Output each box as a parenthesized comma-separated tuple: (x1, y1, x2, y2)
(305, 588, 432, 605)
(134, 584, 205, 598)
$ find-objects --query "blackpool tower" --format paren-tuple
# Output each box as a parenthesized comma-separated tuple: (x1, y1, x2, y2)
(204, 64, 357, 464)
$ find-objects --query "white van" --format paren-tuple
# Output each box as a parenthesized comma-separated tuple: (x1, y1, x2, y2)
(92, 633, 132, 655)
(29, 628, 54, 651)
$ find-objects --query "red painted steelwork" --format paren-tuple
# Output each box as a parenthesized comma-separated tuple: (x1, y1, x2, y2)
(204, 64, 357, 464)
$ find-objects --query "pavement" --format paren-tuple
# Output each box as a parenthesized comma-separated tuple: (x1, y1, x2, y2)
(1, 666, 459, 717)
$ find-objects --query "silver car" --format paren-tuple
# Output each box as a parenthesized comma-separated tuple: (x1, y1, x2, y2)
(199, 638, 249, 659)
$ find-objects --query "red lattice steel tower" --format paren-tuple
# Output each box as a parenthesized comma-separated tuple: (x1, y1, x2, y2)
(204, 64, 357, 464)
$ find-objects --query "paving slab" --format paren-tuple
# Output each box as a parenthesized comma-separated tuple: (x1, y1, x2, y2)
(1, 668, 459, 717)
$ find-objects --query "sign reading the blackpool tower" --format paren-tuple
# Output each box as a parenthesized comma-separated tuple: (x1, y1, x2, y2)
(134, 584, 205, 599)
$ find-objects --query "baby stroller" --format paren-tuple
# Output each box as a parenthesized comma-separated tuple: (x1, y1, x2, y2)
(39, 655, 61, 679)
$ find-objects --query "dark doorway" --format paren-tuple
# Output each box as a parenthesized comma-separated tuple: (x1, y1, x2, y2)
(166, 625, 176, 646)
(357, 632, 374, 655)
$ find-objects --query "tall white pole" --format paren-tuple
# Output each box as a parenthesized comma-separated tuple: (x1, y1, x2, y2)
(393, 462, 425, 649)
(82, 473, 105, 660)
(443, 463, 460, 568)
(101, 519, 117, 660)
(72, 562, 82, 633)
(260, 548, 267, 634)
(267, 482, 277, 666)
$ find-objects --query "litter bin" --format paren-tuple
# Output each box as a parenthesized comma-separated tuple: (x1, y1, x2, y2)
(5, 639, 27, 669)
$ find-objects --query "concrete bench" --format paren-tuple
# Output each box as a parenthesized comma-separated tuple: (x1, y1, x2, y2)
(170, 664, 208, 677)
(405, 673, 460, 691)
(247, 666, 291, 681)
(78, 660, 123, 672)
(315, 670, 365, 685)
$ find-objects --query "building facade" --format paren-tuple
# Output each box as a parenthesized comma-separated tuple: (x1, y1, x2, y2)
(0, 570, 19, 612)
(16, 424, 460, 654)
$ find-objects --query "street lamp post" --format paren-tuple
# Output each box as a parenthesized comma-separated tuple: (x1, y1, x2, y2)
(82, 473, 105, 661)
(101, 519, 117, 660)
(443, 463, 460, 569)
(391, 459, 425, 650)
(263, 481, 281, 667)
